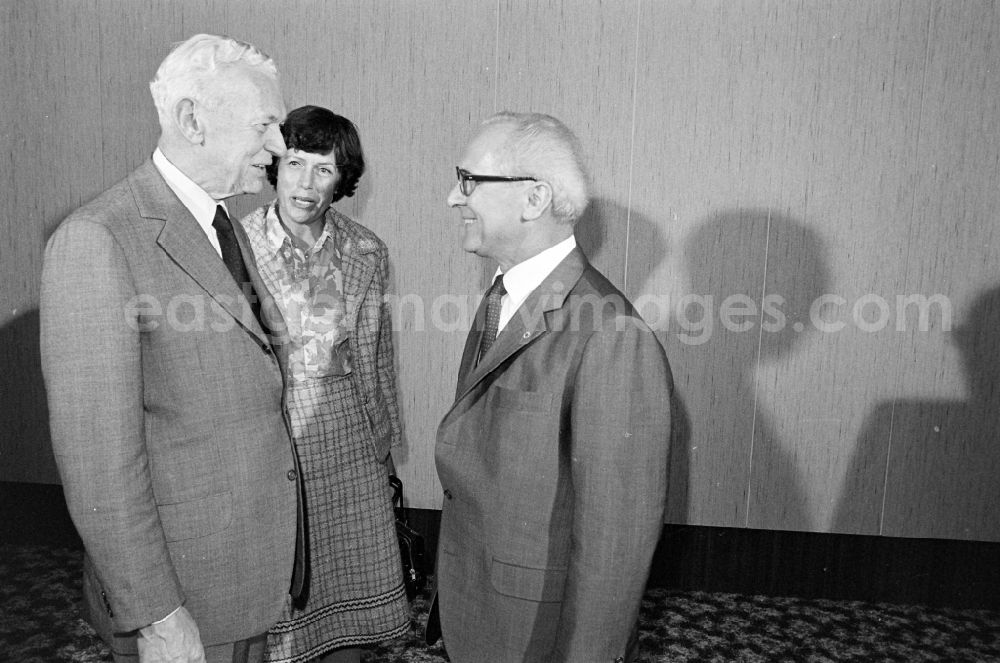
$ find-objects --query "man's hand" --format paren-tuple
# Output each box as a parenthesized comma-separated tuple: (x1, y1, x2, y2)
(137, 606, 206, 663)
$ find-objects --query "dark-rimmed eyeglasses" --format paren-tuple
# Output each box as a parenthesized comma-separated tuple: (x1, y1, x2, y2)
(456, 167, 537, 197)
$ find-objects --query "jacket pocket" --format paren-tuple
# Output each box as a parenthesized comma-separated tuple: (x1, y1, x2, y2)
(359, 381, 393, 460)
(158, 491, 233, 542)
(364, 390, 390, 436)
(490, 557, 567, 602)
(491, 386, 553, 413)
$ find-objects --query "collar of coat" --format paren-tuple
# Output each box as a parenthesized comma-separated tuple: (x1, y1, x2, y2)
(128, 159, 270, 345)
(324, 206, 380, 258)
(454, 247, 589, 400)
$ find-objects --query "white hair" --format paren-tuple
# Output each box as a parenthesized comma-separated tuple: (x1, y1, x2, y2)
(149, 33, 278, 126)
(482, 111, 590, 224)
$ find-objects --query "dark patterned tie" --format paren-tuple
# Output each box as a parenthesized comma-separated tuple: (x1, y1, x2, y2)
(212, 206, 264, 328)
(477, 274, 507, 365)
(212, 206, 251, 286)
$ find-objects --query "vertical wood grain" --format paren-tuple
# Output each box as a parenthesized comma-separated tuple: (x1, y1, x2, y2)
(1, 0, 998, 540)
(95, 0, 205, 187)
(1, 0, 20, 321)
(879, 2, 1000, 540)
(745, 2, 931, 534)
(1, 0, 103, 483)
(495, 0, 638, 285)
(629, 1, 937, 533)
(629, 1, 794, 527)
(354, 0, 499, 508)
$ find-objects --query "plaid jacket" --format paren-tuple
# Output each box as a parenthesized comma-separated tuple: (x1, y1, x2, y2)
(241, 203, 403, 461)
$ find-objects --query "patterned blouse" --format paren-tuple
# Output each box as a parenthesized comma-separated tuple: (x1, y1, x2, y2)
(242, 202, 353, 381)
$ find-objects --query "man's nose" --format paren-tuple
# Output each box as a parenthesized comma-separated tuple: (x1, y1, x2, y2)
(265, 124, 286, 157)
(446, 182, 466, 207)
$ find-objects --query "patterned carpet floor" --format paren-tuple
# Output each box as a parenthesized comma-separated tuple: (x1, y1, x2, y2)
(3, 543, 1000, 662)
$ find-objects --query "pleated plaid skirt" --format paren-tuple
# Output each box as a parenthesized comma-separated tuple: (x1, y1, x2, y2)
(264, 373, 410, 663)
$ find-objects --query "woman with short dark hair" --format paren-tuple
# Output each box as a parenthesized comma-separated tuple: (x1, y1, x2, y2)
(241, 105, 409, 663)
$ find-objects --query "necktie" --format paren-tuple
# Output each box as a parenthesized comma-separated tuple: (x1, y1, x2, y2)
(212, 206, 251, 286)
(477, 274, 506, 365)
(212, 206, 264, 328)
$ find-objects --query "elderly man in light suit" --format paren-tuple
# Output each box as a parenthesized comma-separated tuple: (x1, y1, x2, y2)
(40, 34, 301, 663)
(427, 112, 673, 662)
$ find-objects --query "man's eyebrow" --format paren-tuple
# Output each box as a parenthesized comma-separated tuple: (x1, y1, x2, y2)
(255, 113, 282, 123)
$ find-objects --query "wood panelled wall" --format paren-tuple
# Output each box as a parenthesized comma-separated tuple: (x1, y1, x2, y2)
(2, 0, 998, 542)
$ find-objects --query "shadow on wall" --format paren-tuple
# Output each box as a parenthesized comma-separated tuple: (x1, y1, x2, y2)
(577, 197, 687, 522)
(680, 209, 828, 531)
(834, 286, 1000, 542)
(666, 385, 693, 525)
(0, 309, 55, 482)
(575, 195, 669, 295)
(573, 196, 607, 261)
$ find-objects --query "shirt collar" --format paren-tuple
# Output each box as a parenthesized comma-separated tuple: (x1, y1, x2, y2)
(264, 202, 336, 257)
(498, 234, 577, 311)
(152, 148, 227, 227)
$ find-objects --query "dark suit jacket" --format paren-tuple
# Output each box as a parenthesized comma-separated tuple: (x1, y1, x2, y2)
(39, 160, 299, 652)
(433, 247, 672, 662)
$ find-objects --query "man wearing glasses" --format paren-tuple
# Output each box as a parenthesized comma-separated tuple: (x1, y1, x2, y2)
(427, 111, 673, 662)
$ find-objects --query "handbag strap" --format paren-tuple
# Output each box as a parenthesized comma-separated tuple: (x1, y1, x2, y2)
(388, 474, 406, 516)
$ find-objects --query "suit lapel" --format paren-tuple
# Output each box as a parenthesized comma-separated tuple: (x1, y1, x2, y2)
(128, 160, 267, 345)
(456, 294, 488, 397)
(331, 209, 378, 338)
(451, 248, 587, 407)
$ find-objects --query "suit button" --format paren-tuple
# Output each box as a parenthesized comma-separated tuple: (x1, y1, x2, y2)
(262, 344, 272, 354)
(443, 489, 453, 500)
(287, 469, 297, 481)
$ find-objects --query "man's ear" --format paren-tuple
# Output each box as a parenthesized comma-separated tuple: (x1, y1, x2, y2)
(522, 181, 553, 221)
(174, 98, 204, 145)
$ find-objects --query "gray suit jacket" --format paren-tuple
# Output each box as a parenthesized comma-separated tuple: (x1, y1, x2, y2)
(40, 160, 299, 651)
(433, 247, 672, 662)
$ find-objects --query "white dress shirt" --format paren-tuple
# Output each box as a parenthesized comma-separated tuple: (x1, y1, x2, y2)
(496, 235, 577, 333)
(152, 148, 225, 257)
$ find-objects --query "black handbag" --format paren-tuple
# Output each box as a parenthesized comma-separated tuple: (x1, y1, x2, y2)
(389, 475, 427, 600)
